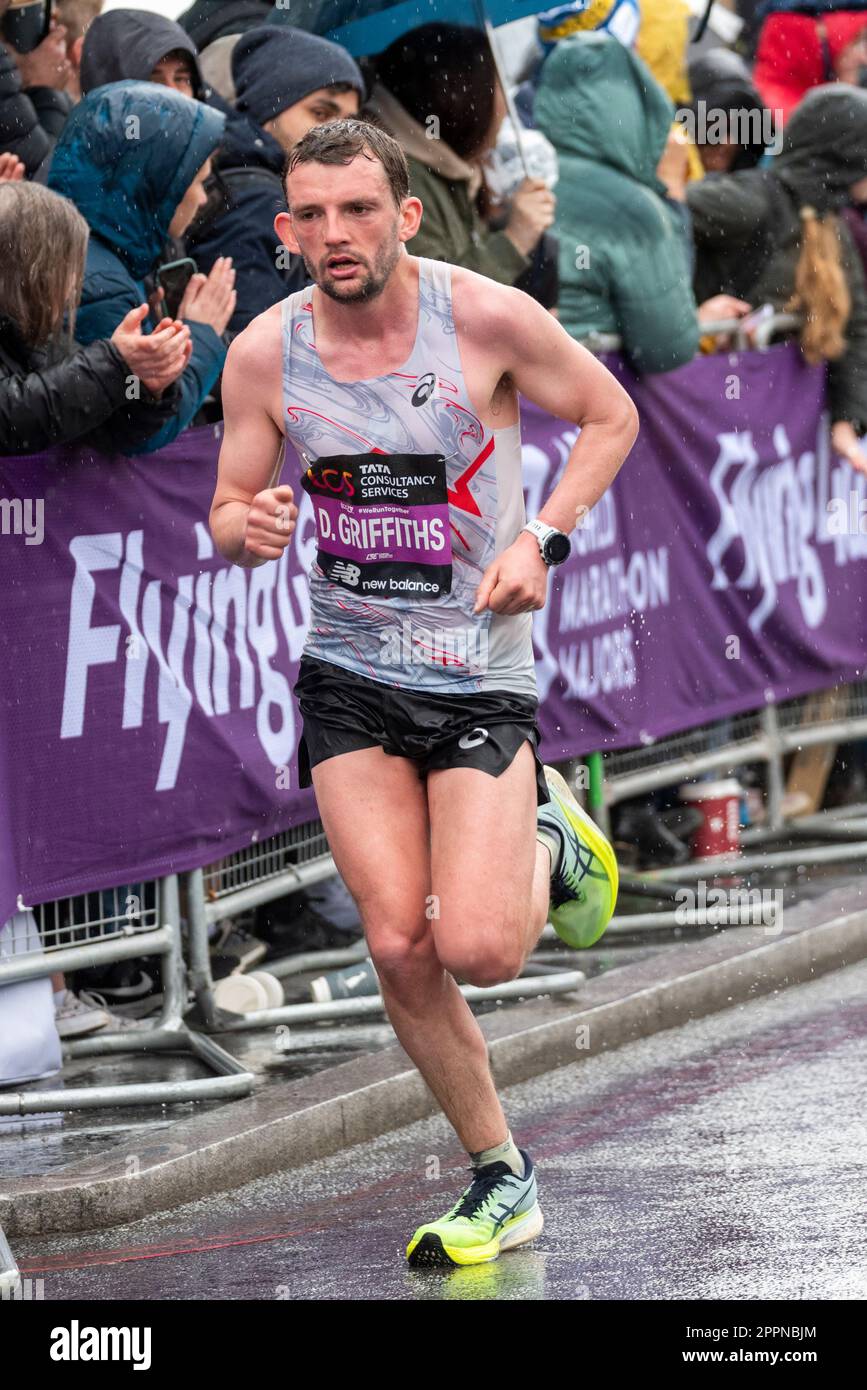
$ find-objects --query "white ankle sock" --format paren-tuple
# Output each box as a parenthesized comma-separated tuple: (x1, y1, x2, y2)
(536, 825, 561, 876)
(468, 1129, 525, 1178)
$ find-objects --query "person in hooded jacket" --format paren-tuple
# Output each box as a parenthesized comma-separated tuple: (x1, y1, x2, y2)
(79, 6, 205, 100)
(535, 32, 699, 372)
(687, 84, 867, 473)
(687, 47, 772, 175)
(47, 80, 236, 455)
(188, 25, 363, 337)
(0, 179, 191, 455)
(77, 9, 242, 349)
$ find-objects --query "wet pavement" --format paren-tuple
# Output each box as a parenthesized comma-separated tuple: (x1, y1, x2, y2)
(6, 861, 861, 1181)
(14, 957, 867, 1301)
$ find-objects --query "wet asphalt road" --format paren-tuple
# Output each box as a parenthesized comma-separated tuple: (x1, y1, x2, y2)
(16, 959, 867, 1301)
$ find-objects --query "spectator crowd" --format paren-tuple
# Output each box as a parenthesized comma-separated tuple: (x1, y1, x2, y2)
(4, 0, 867, 1035)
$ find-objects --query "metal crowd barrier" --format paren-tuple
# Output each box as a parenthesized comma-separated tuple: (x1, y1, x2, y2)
(183, 809, 588, 1033)
(588, 680, 867, 894)
(0, 1225, 19, 1299)
(580, 311, 804, 357)
(0, 874, 253, 1116)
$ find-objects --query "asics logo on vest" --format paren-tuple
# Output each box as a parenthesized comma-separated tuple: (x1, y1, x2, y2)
(411, 372, 437, 407)
(458, 727, 489, 750)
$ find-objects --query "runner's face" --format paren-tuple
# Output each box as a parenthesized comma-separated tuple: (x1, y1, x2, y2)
(281, 156, 417, 304)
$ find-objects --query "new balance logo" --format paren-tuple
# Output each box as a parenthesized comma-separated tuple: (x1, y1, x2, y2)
(328, 560, 361, 587)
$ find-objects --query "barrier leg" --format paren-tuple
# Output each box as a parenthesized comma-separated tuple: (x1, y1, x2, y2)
(0, 1226, 20, 1300)
(0, 875, 255, 1113)
(587, 751, 611, 836)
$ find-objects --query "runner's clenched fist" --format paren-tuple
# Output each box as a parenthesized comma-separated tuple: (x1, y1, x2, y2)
(243, 485, 298, 560)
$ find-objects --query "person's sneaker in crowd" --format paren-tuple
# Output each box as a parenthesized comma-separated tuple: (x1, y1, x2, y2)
(209, 921, 268, 980)
(537, 765, 619, 949)
(76, 990, 150, 1031)
(70, 959, 158, 1011)
(406, 1149, 543, 1267)
(54, 988, 112, 1038)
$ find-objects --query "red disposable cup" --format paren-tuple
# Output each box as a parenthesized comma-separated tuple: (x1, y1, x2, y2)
(679, 780, 742, 859)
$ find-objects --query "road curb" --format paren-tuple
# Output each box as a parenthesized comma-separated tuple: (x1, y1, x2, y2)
(3, 887, 866, 1237)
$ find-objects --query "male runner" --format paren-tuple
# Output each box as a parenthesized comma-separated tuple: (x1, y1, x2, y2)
(210, 119, 638, 1268)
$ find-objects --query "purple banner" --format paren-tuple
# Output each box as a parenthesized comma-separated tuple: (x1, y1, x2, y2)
(1, 342, 866, 923)
(529, 343, 867, 750)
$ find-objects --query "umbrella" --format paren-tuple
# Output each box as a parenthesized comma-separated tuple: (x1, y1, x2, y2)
(267, 1, 545, 57)
(757, 0, 867, 13)
(268, 0, 550, 176)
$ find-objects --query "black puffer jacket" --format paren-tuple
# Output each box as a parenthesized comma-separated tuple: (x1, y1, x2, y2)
(0, 315, 180, 457)
(0, 42, 70, 177)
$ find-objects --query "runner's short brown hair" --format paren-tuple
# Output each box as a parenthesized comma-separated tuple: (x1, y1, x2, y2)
(284, 118, 410, 208)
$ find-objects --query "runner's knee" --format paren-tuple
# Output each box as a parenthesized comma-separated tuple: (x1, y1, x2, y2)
(363, 908, 437, 983)
(435, 921, 525, 988)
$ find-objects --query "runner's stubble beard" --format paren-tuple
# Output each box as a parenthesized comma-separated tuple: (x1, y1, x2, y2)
(306, 223, 403, 304)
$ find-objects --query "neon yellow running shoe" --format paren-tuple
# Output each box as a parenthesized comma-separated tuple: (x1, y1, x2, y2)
(406, 1150, 543, 1267)
(538, 765, 619, 949)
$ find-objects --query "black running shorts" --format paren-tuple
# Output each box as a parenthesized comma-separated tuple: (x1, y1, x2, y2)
(293, 655, 550, 805)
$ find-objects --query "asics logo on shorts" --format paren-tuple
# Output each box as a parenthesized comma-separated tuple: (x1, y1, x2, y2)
(328, 560, 361, 586)
(458, 727, 489, 750)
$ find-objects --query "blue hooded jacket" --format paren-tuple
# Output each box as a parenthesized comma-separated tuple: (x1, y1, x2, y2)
(48, 81, 227, 454)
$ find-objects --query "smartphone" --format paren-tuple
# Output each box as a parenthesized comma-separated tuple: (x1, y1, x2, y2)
(155, 257, 197, 320)
(2, 1, 53, 55)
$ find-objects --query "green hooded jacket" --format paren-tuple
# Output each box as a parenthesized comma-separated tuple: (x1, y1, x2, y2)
(535, 33, 699, 374)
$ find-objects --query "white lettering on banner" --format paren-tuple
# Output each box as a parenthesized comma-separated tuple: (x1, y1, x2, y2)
(706, 423, 826, 633)
(119, 529, 146, 728)
(248, 560, 294, 766)
(559, 549, 670, 632)
(61, 534, 123, 737)
(59, 517, 312, 793)
(558, 625, 637, 698)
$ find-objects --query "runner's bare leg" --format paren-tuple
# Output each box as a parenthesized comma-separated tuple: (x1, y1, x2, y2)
(310, 742, 548, 1153)
(426, 741, 550, 989)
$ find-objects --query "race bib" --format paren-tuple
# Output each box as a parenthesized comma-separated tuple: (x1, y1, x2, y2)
(301, 451, 453, 599)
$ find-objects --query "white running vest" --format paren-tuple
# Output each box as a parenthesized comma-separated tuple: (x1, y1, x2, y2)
(280, 256, 537, 697)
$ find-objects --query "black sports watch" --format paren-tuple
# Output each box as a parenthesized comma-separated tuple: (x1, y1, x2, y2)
(521, 519, 572, 567)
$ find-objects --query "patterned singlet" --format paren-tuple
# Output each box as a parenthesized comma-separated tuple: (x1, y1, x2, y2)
(280, 256, 537, 698)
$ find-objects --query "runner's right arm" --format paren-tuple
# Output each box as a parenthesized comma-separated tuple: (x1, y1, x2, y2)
(210, 325, 297, 568)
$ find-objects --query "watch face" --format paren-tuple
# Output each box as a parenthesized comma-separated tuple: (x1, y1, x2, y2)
(544, 531, 571, 565)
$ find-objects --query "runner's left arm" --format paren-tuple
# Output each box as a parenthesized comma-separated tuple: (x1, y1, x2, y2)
(474, 285, 639, 616)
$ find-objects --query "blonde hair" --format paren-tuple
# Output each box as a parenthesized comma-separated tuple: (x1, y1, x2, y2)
(0, 182, 89, 348)
(787, 206, 851, 365)
(53, 0, 103, 45)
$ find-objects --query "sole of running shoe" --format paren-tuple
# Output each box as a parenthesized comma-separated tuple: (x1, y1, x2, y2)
(544, 765, 619, 946)
(406, 1203, 544, 1267)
